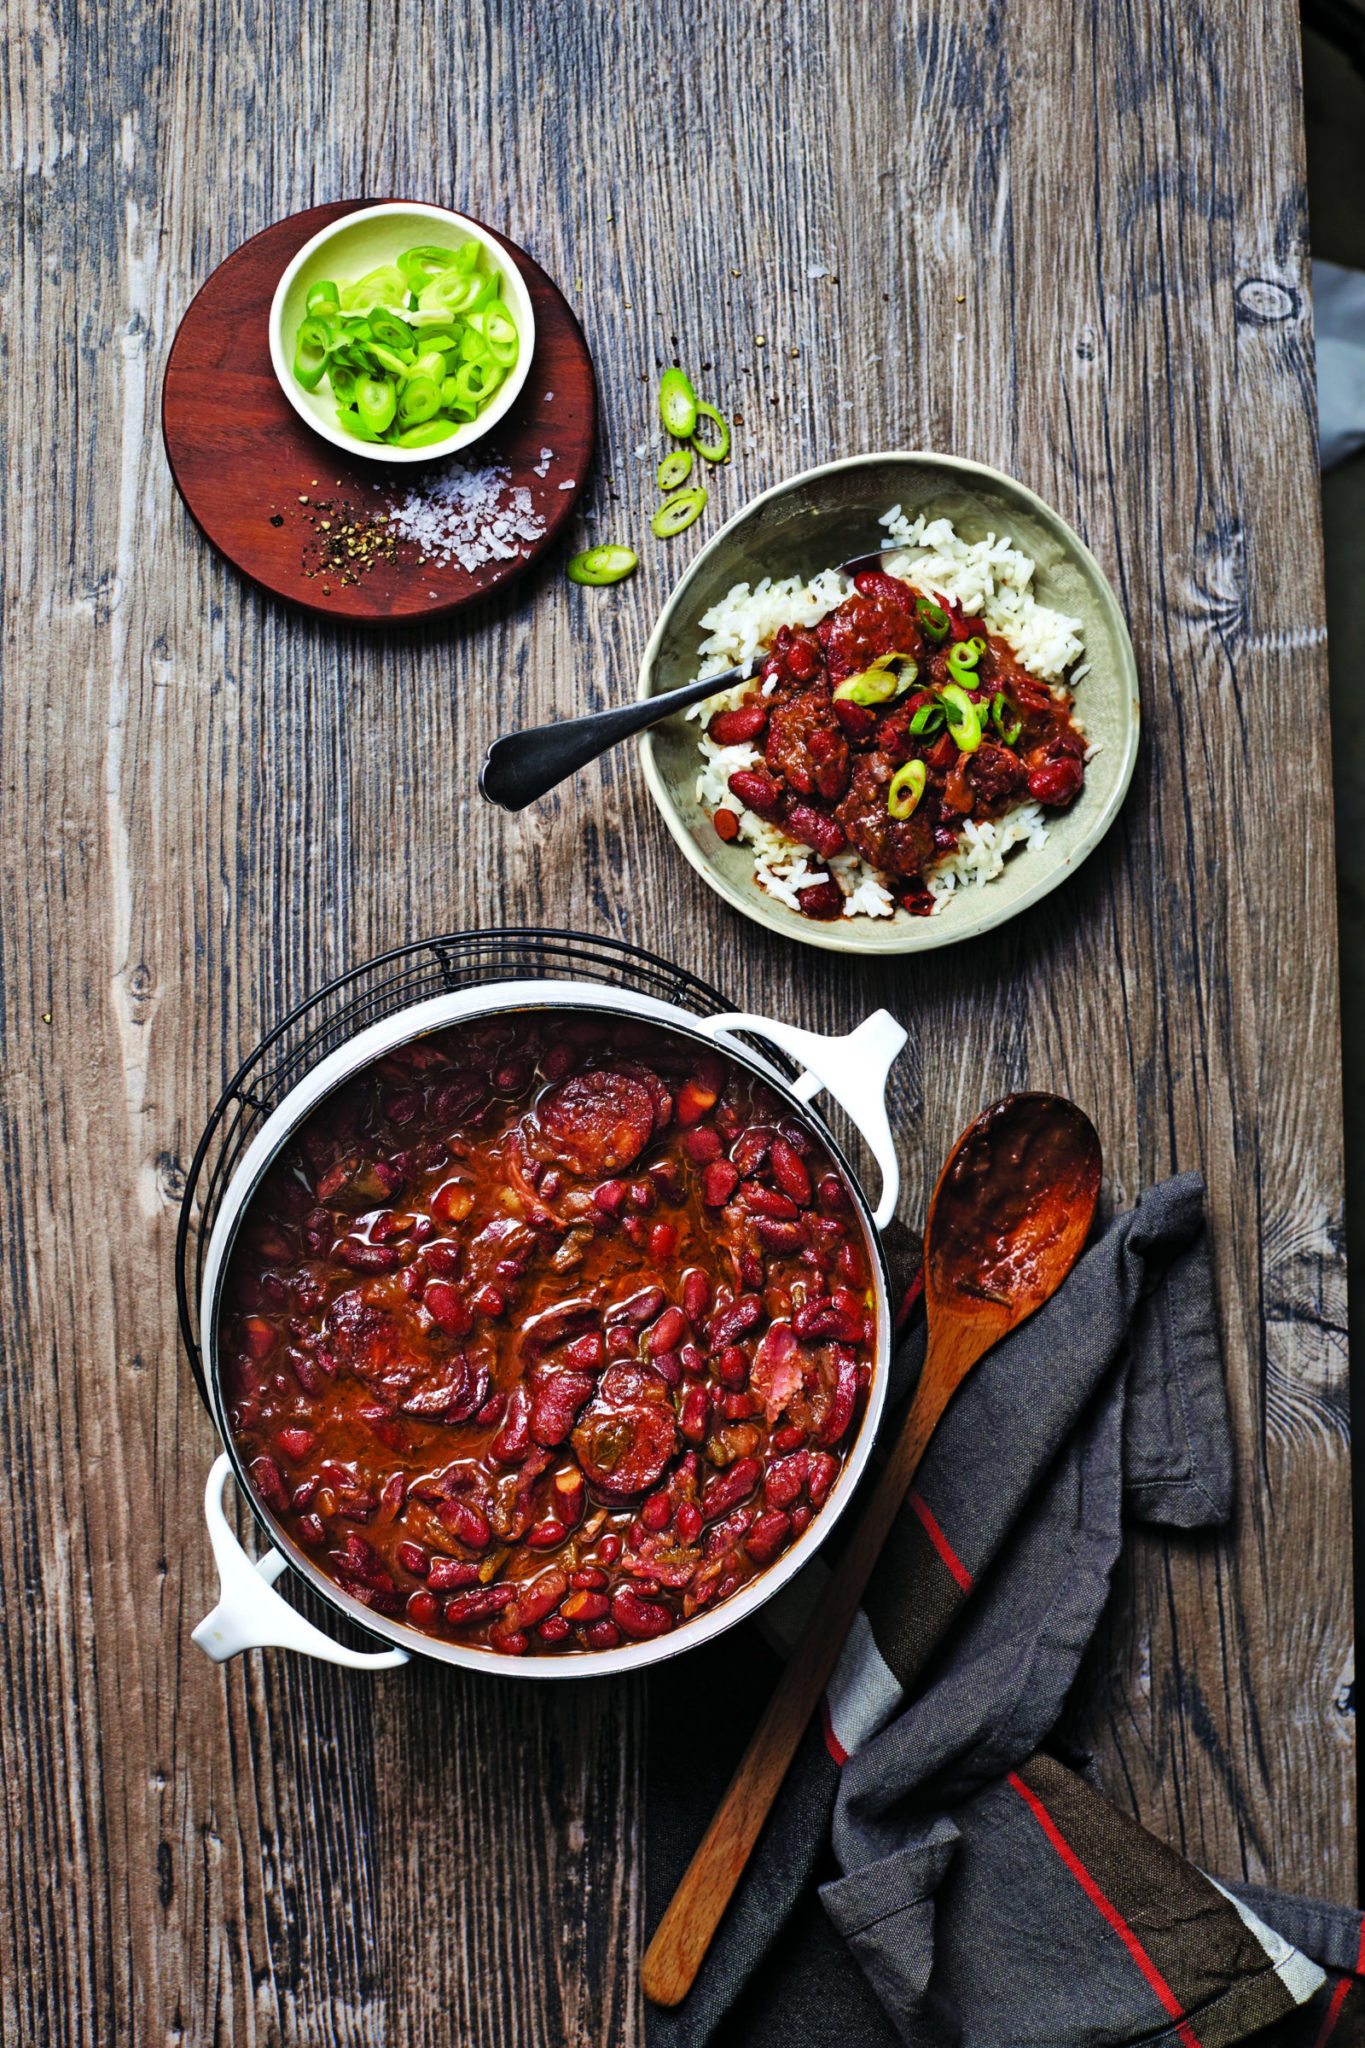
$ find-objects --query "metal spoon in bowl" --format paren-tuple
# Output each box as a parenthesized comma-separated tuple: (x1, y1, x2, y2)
(477, 548, 893, 812)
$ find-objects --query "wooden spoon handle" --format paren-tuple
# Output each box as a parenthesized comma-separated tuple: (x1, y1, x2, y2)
(640, 1348, 960, 2009)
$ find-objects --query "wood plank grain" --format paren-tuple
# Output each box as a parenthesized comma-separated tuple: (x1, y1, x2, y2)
(0, 0, 1350, 2040)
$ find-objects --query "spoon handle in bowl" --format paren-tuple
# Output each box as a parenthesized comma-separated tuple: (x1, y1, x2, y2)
(478, 665, 752, 811)
(640, 1316, 983, 2010)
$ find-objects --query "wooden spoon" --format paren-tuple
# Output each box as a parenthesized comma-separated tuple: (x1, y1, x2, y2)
(641, 1092, 1102, 2009)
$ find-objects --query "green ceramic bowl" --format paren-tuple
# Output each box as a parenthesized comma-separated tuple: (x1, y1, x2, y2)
(637, 451, 1140, 954)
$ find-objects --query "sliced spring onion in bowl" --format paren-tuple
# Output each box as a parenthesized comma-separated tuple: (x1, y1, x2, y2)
(832, 652, 917, 706)
(939, 683, 983, 752)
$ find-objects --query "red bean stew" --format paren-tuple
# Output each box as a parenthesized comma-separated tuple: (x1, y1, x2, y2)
(221, 1013, 878, 1657)
(710, 569, 1088, 920)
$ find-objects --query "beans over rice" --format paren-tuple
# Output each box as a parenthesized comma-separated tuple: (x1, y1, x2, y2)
(689, 507, 1093, 922)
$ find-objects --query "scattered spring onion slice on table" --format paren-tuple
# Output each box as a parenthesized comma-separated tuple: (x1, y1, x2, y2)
(939, 682, 983, 751)
(886, 759, 927, 818)
(832, 652, 917, 705)
(691, 403, 731, 463)
(290, 239, 517, 447)
(567, 545, 638, 585)
(991, 693, 1022, 745)
(658, 449, 693, 490)
(651, 488, 708, 538)
(659, 367, 699, 437)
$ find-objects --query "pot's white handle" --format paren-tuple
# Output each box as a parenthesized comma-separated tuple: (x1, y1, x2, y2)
(192, 1454, 409, 1670)
(700, 1010, 907, 1229)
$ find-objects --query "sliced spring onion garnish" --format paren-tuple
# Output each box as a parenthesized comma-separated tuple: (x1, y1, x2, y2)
(651, 487, 708, 538)
(939, 682, 983, 752)
(294, 239, 519, 446)
(991, 693, 1022, 745)
(945, 640, 984, 685)
(567, 545, 639, 586)
(887, 759, 928, 819)
(909, 699, 946, 735)
(691, 402, 731, 463)
(915, 595, 951, 640)
(657, 449, 693, 491)
(832, 652, 917, 706)
(659, 368, 699, 438)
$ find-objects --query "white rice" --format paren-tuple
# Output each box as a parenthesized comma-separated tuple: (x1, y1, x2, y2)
(688, 506, 1086, 920)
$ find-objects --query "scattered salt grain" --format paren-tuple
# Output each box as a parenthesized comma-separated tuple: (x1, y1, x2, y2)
(544, 391, 555, 401)
(806, 263, 831, 279)
(558, 478, 576, 490)
(533, 447, 553, 478)
(384, 459, 547, 572)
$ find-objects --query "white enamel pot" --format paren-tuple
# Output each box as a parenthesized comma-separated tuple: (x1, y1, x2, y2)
(192, 979, 907, 1678)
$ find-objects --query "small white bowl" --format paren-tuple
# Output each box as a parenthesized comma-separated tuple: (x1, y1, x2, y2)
(268, 201, 537, 465)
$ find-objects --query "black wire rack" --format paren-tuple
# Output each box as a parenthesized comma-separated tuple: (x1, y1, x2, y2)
(175, 926, 799, 1408)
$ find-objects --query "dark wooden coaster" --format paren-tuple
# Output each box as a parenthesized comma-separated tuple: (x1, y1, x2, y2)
(161, 201, 597, 624)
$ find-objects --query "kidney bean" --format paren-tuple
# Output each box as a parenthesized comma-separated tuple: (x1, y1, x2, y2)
(708, 1294, 763, 1350)
(537, 1614, 572, 1642)
(278, 1427, 316, 1463)
(676, 1270, 709, 1326)
(817, 1173, 852, 1214)
(445, 1586, 517, 1626)
(715, 1345, 750, 1390)
(807, 1452, 839, 1506)
(488, 1620, 529, 1655)
(832, 695, 877, 740)
(250, 1455, 290, 1515)
(681, 1126, 723, 1165)
(296, 1513, 326, 1550)
(731, 1127, 772, 1178)
(540, 1043, 577, 1083)
(423, 1281, 473, 1337)
(627, 1177, 657, 1215)
(674, 1500, 703, 1546)
(739, 1250, 765, 1289)
(438, 1498, 492, 1551)
(616, 1284, 666, 1327)
(561, 1589, 610, 1624)
(769, 1138, 812, 1205)
(291, 1475, 321, 1512)
(647, 1306, 687, 1356)
(400, 1588, 437, 1628)
(606, 1324, 636, 1358)
(427, 1557, 481, 1591)
(727, 767, 784, 818)
(641, 1491, 672, 1532)
(396, 1541, 429, 1577)
(711, 807, 741, 842)
(491, 1384, 532, 1464)
(704, 1505, 757, 1560)
(431, 1075, 489, 1126)
(508, 1569, 569, 1630)
(765, 1450, 810, 1510)
(742, 1182, 799, 1220)
(611, 1587, 674, 1640)
(836, 1239, 869, 1287)
(425, 1242, 462, 1280)
(599, 1533, 622, 1564)
(679, 1343, 706, 1379)
(593, 1179, 627, 1216)
(336, 1240, 404, 1274)
(530, 1371, 595, 1448)
(470, 1283, 506, 1318)
(583, 1619, 621, 1650)
(744, 1508, 793, 1567)
(707, 702, 770, 747)
(816, 1351, 859, 1450)
(695, 1157, 736, 1206)
(571, 1566, 608, 1589)
(754, 1218, 805, 1252)
(526, 1519, 569, 1550)
(563, 1332, 605, 1371)
(680, 1386, 711, 1444)
(702, 1456, 761, 1522)
(649, 1221, 678, 1262)
(721, 1392, 756, 1421)
(784, 803, 847, 860)
(378, 1472, 406, 1523)
(792, 1297, 864, 1343)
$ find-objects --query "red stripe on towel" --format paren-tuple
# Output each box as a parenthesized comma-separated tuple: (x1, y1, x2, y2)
(1008, 1771, 1201, 2048)
(821, 1691, 847, 1767)
(1312, 1918, 1365, 2047)
(907, 1489, 973, 1593)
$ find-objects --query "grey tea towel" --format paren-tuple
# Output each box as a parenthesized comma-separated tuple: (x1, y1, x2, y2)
(647, 1174, 1363, 2048)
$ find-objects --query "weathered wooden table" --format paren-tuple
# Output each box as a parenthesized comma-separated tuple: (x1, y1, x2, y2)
(2, 2, 1352, 2040)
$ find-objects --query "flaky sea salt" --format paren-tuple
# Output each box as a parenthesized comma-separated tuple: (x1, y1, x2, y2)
(533, 446, 553, 478)
(385, 459, 546, 572)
